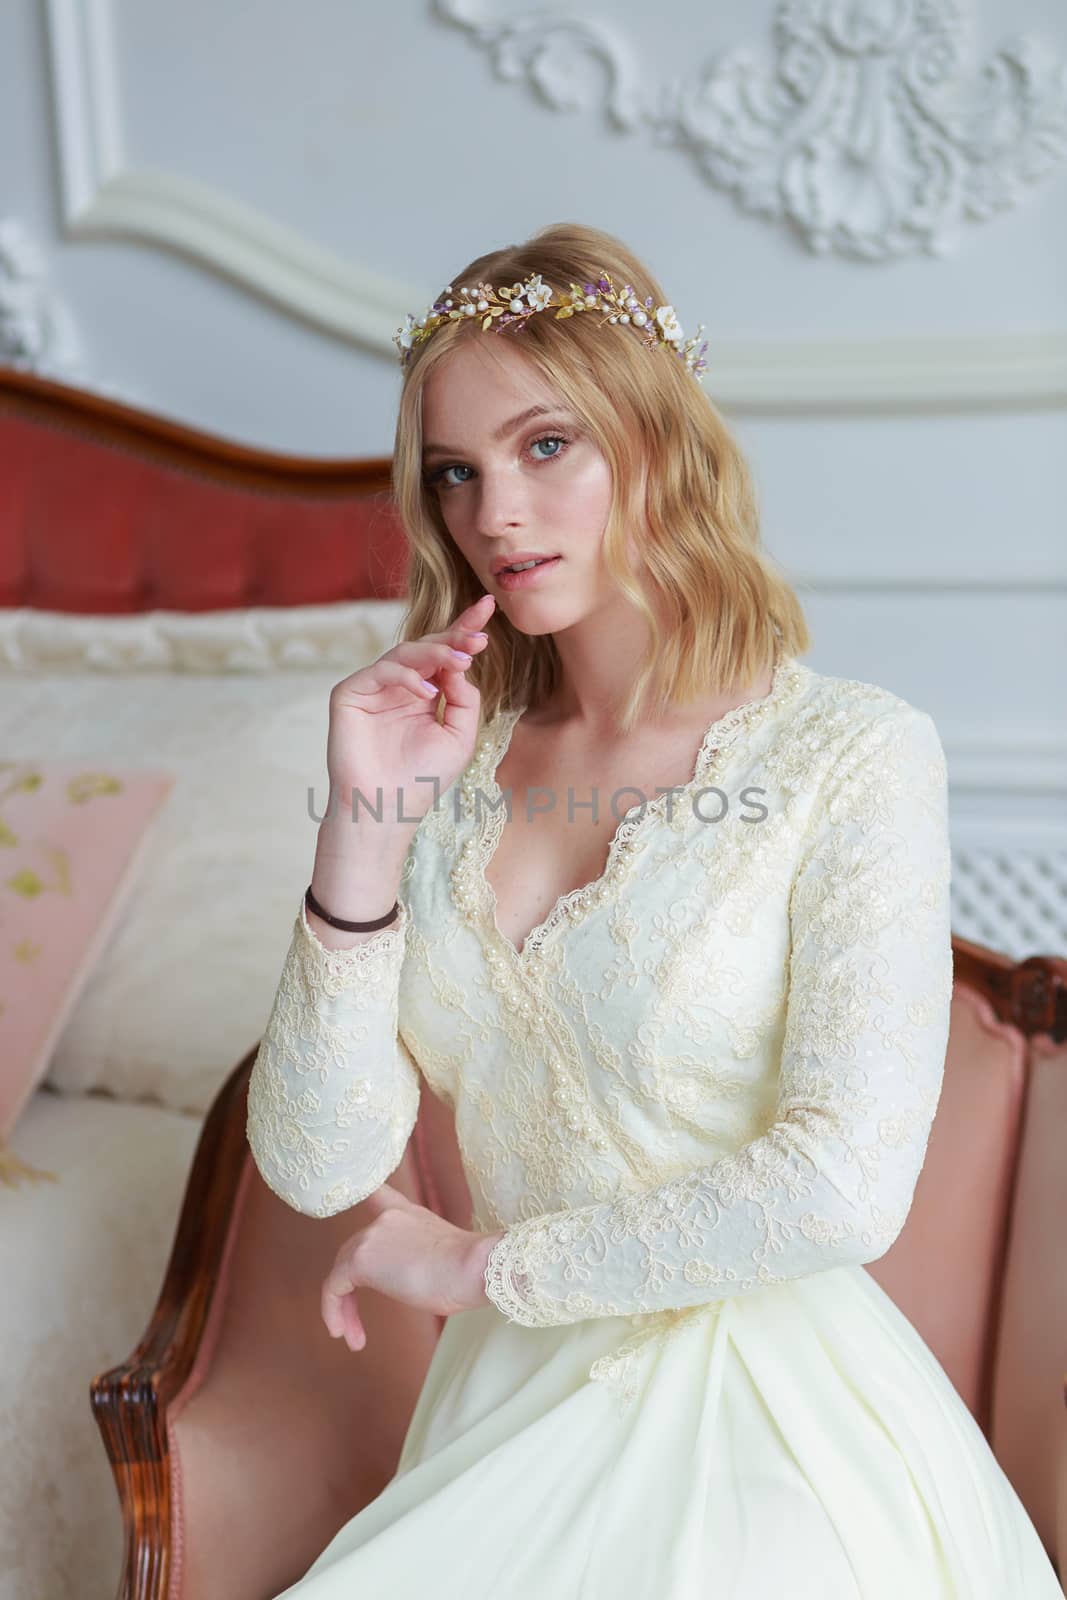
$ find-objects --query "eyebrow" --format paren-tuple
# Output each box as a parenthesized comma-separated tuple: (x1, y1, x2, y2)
(421, 404, 566, 463)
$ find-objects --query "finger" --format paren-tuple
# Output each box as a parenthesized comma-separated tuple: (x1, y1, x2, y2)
(390, 597, 496, 686)
(333, 658, 448, 704)
(417, 625, 490, 652)
(340, 1292, 365, 1350)
(458, 593, 496, 629)
(434, 660, 481, 728)
(447, 599, 494, 646)
(322, 1261, 358, 1335)
(388, 640, 481, 672)
(360, 1181, 410, 1214)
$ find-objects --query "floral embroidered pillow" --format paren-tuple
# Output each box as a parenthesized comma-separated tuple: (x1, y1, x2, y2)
(0, 760, 174, 1142)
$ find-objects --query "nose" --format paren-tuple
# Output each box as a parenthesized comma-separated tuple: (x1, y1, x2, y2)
(473, 467, 524, 538)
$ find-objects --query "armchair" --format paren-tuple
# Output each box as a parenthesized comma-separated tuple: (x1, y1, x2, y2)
(7, 362, 1060, 1599)
(92, 936, 1067, 1599)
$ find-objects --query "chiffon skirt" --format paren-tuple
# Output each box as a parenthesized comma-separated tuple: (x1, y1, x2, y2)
(271, 1262, 1062, 1598)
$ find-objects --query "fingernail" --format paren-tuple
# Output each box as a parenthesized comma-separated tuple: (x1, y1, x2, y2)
(419, 678, 439, 695)
(450, 648, 472, 661)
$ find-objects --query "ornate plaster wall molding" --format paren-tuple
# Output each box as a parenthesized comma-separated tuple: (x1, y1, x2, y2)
(0, 217, 84, 378)
(43, 0, 423, 353)
(436, 0, 1067, 261)
(39, 0, 1067, 408)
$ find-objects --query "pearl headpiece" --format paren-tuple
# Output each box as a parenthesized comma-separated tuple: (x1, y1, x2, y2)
(394, 270, 708, 381)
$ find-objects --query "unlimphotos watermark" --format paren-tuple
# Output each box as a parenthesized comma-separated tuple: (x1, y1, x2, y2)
(307, 778, 770, 828)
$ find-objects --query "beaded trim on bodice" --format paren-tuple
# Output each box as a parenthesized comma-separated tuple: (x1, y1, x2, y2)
(450, 652, 810, 965)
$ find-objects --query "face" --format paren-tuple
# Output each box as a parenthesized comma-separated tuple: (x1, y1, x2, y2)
(420, 338, 618, 636)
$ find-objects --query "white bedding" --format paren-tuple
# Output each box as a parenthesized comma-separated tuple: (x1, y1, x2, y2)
(0, 598, 407, 1598)
(0, 1088, 202, 1600)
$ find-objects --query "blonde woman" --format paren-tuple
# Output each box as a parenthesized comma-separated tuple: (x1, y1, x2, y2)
(247, 223, 1061, 1597)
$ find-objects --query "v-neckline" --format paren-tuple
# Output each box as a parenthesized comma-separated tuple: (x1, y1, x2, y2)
(465, 650, 805, 968)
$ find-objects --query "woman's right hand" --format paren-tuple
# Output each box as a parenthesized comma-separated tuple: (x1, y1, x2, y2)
(325, 592, 497, 827)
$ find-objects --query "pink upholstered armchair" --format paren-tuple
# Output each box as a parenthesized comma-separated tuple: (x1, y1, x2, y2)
(91, 935, 1067, 1600)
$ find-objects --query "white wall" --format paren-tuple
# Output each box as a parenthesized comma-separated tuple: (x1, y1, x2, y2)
(2, 0, 1066, 956)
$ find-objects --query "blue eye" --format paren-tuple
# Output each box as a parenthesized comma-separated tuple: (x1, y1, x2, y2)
(427, 433, 570, 492)
(437, 463, 474, 489)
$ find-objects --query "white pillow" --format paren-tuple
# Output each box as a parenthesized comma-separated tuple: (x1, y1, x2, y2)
(0, 600, 406, 673)
(0, 600, 408, 1115)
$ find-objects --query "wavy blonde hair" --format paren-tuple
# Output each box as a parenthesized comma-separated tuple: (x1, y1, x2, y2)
(391, 220, 809, 735)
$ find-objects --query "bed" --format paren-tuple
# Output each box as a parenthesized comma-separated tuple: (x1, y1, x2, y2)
(0, 365, 409, 1599)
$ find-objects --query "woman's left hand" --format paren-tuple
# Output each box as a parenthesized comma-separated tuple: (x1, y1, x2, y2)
(320, 1182, 505, 1351)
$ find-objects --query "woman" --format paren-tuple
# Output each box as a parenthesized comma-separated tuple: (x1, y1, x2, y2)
(246, 222, 1061, 1596)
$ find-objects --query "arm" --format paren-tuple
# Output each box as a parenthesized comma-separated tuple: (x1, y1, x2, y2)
(484, 704, 954, 1328)
(246, 893, 421, 1218)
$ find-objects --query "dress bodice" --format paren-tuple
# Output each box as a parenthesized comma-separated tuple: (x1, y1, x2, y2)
(247, 654, 953, 1331)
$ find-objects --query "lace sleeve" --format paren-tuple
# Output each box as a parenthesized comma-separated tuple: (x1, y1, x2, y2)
(246, 894, 420, 1217)
(483, 705, 954, 1328)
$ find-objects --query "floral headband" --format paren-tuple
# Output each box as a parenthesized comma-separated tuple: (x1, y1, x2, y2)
(394, 270, 708, 381)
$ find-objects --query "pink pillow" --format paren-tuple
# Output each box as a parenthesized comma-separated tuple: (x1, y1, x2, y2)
(0, 759, 174, 1141)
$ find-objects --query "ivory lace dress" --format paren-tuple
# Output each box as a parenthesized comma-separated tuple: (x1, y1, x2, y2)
(246, 653, 1061, 1598)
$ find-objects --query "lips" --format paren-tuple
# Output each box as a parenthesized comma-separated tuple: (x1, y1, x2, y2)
(492, 553, 559, 576)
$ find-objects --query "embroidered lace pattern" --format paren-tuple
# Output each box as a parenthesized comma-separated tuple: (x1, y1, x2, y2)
(481, 702, 952, 1328)
(457, 649, 804, 965)
(245, 893, 420, 1218)
(244, 666, 953, 1390)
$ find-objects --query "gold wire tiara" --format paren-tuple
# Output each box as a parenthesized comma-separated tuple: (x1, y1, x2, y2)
(394, 270, 708, 381)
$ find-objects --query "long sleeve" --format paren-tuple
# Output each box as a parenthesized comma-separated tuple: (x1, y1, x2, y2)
(246, 894, 420, 1218)
(484, 704, 953, 1328)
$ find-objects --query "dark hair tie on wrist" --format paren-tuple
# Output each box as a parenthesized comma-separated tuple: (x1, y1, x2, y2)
(305, 884, 399, 932)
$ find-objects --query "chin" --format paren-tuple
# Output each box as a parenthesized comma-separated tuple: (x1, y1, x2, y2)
(503, 611, 561, 638)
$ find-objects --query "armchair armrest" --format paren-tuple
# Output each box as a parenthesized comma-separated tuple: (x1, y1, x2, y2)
(90, 1046, 443, 1600)
(91, 1050, 253, 1600)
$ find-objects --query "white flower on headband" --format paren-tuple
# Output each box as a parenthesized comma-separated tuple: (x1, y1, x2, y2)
(655, 305, 683, 343)
(525, 275, 553, 312)
(393, 269, 708, 380)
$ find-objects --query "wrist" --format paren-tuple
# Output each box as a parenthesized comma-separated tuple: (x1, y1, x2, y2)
(467, 1230, 506, 1308)
(311, 818, 412, 914)
(317, 805, 416, 852)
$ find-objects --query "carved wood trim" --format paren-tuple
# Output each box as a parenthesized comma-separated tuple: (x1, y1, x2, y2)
(89, 1047, 257, 1600)
(952, 934, 1067, 1045)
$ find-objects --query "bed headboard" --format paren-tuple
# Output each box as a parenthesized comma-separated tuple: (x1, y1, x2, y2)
(0, 366, 410, 612)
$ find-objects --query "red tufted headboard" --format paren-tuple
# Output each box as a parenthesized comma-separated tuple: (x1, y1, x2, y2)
(0, 366, 411, 612)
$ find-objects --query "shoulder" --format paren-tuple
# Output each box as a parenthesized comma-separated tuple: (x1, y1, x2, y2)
(786, 658, 945, 771)
(763, 660, 947, 853)
(777, 665, 949, 875)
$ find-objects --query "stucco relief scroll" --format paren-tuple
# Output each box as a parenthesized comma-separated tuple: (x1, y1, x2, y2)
(0, 218, 84, 379)
(436, 0, 1067, 260)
